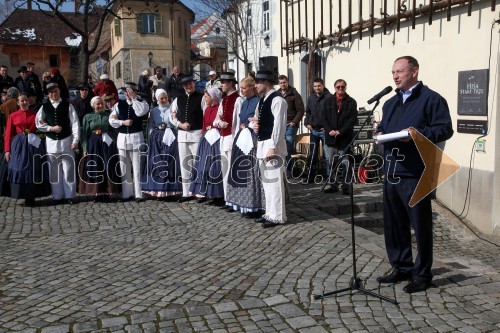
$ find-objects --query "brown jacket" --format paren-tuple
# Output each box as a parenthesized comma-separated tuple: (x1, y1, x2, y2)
(281, 86, 305, 126)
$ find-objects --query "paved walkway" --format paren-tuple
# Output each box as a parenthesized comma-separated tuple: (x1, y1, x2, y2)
(0, 182, 499, 333)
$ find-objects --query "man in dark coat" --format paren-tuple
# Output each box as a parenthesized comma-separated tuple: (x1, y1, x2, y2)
(0, 65, 15, 91)
(71, 83, 94, 124)
(375, 56, 454, 294)
(304, 78, 331, 182)
(167, 66, 185, 102)
(27, 62, 43, 102)
(321, 79, 358, 194)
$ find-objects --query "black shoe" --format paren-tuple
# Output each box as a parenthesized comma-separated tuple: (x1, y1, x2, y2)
(52, 199, 64, 205)
(227, 207, 237, 213)
(403, 280, 431, 294)
(209, 198, 225, 206)
(220, 205, 230, 210)
(94, 195, 103, 203)
(246, 211, 263, 219)
(66, 199, 75, 205)
(342, 188, 351, 195)
(135, 198, 145, 203)
(323, 186, 339, 193)
(196, 197, 207, 203)
(118, 197, 133, 202)
(376, 269, 412, 284)
(262, 220, 279, 228)
(177, 196, 194, 203)
(24, 199, 35, 207)
(254, 217, 267, 223)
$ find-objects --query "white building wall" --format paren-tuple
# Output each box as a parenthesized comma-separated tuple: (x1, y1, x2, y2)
(271, 0, 500, 236)
(227, 0, 274, 81)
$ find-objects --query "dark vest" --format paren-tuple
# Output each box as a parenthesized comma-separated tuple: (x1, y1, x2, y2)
(257, 91, 281, 141)
(117, 100, 144, 134)
(219, 92, 239, 136)
(176, 91, 203, 131)
(43, 100, 72, 140)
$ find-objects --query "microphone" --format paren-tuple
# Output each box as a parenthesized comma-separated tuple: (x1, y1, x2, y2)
(367, 86, 393, 104)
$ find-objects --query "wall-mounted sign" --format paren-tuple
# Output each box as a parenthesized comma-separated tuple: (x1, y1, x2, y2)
(456, 119, 488, 135)
(457, 69, 488, 116)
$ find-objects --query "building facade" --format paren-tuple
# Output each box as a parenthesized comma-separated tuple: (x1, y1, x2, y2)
(109, 0, 195, 88)
(224, 0, 275, 81)
(271, 0, 500, 237)
(0, 9, 88, 85)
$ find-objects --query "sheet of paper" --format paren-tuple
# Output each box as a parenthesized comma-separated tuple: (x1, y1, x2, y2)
(374, 131, 410, 144)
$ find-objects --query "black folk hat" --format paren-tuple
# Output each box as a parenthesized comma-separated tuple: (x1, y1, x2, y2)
(219, 71, 237, 83)
(255, 70, 276, 84)
(180, 75, 195, 84)
(123, 82, 138, 90)
(17, 66, 28, 73)
(46, 82, 59, 91)
(77, 82, 89, 90)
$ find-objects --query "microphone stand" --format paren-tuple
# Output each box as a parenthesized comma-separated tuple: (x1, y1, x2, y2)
(315, 99, 397, 304)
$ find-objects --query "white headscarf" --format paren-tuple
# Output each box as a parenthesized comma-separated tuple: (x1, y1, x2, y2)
(155, 88, 168, 102)
(90, 96, 102, 109)
(206, 87, 222, 105)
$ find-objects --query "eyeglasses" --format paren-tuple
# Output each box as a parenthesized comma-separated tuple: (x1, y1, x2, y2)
(335, 85, 346, 89)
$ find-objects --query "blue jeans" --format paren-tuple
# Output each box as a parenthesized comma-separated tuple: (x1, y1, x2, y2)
(325, 146, 353, 189)
(285, 125, 298, 170)
(307, 129, 331, 179)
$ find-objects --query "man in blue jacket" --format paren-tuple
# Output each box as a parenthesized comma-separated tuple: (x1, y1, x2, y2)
(375, 56, 454, 294)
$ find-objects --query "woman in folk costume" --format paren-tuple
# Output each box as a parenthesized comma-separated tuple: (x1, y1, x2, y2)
(141, 89, 182, 199)
(3, 93, 51, 206)
(189, 88, 225, 205)
(78, 96, 121, 202)
(224, 76, 265, 217)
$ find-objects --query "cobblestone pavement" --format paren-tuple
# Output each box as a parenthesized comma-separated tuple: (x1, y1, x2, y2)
(0, 182, 499, 332)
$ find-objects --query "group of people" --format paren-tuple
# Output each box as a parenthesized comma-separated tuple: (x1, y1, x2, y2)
(0, 55, 455, 293)
(0, 63, 293, 229)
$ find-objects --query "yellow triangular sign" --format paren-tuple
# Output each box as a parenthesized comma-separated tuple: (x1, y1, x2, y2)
(408, 127, 460, 207)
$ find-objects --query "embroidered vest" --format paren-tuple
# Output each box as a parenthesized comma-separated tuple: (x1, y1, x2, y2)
(219, 92, 238, 136)
(176, 91, 203, 131)
(257, 91, 281, 141)
(117, 100, 145, 134)
(43, 100, 72, 140)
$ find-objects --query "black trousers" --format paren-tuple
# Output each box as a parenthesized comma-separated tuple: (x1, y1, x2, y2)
(383, 177, 433, 283)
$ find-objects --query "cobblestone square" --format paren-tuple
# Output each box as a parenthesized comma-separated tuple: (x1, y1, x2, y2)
(1, 183, 499, 332)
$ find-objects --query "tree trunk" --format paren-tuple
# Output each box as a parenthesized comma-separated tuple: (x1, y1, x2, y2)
(79, 41, 90, 84)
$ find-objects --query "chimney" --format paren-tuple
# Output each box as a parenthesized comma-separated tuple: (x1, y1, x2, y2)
(27, 0, 32, 10)
(75, 0, 81, 13)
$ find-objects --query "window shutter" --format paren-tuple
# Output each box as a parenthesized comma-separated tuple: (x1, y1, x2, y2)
(114, 18, 121, 36)
(136, 14, 143, 33)
(155, 14, 162, 34)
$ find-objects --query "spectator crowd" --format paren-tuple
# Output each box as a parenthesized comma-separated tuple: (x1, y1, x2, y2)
(0, 62, 360, 229)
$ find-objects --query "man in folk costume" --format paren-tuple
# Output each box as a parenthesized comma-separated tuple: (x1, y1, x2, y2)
(109, 82, 150, 202)
(252, 71, 288, 228)
(213, 72, 239, 204)
(36, 83, 80, 204)
(169, 76, 204, 203)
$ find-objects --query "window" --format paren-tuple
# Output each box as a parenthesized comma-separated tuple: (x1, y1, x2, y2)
(115, 62, 122, 79)
(114, 18, 121, 37)
(262, 0, 270, 32)
(49, 54, 59, 67)
(10, 53, 19, 67)
(247, 4, 252, 36)
(136, 13, 162, 34)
